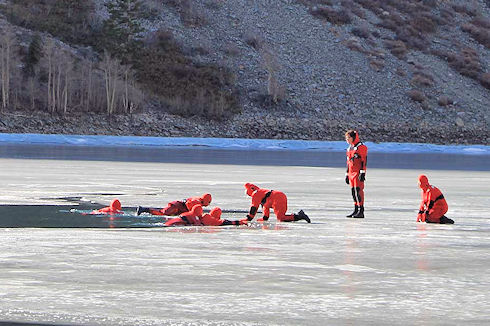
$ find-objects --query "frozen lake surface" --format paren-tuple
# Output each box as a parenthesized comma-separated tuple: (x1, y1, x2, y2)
(0, 138, 489, 325)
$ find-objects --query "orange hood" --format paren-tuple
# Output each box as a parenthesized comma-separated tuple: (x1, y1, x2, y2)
(418, 175, 430, 190)
(110, 199, 122, 211)
(200, 193, 212, 206)
(210, 207, 222, 219)
(244, 183, 259, 196)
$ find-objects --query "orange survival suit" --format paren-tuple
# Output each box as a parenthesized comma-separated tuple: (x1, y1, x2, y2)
(345, 131, 368, 218)
(91, 199, 123, 215)
(164, 205, 204, 226)
(136, 193, 212, 216)
(244, 183, 310, 223)
(417, 175, 453, 224)
(200, 207, 246, 226)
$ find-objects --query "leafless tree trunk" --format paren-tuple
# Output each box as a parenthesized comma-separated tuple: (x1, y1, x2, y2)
(101, 51, 122, 115)
(0, 27, 16, 111)
(62, 57, 73, 115)
(260, 45, 285, 104)
(46, 40, 53, 111)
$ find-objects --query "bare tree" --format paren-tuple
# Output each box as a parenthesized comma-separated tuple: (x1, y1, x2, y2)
(260, 45, 285, 104)
(0, 26, 16, 110)
(45, 39, 54, 112)
(101, 51, 121, 115)
(62, 56, 73, 114)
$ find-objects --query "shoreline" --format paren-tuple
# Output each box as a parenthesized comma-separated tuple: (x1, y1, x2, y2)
(0, 132, 488, 156)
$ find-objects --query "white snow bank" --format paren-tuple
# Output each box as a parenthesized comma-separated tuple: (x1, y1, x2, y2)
(0, 133, 488, 155)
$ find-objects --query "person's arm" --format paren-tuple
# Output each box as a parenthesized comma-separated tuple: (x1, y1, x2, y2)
(417, 192, 427, 222)
(262, 206, 270, 220)
(247, 206, 258, 221)
(221, 219, 240, 226)
(359, 145, 367, 181)
(345, 156, 350, 184)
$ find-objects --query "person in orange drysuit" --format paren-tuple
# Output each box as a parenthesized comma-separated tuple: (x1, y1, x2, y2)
(201, 207, 248, 226)
(417, 175, 454, 224)
(164, 204, 204, 227)
(136, 193, 212, 216)
(345, 130, 368, 218)
(243, 183, 310, 223)
(91, 199, 123, 215)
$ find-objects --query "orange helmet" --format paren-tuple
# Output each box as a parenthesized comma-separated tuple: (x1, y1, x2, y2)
(418, 175, 429, 190)
(210, 207, 222, 219)
(191, 204, 203, 217)
(200, 193, 212, 206)
(244, 183, 259, 196)
(110, 199, 122, 211)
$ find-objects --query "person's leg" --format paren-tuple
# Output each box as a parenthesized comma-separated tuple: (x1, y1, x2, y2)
(272, 193, 295, 222)
(346, 187, 359, 217)
(273, 193, 310, 222)
(164, 217, 186, 226)
(426, 205, 448, 224)
(351, 179, 365, 218)
(160, 201, 188, 216)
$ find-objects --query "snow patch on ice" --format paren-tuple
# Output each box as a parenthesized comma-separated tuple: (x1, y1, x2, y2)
(0, 133, 488, 155)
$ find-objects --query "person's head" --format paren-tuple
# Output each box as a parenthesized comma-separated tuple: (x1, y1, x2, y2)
(110, 199, 121, 210)
(210, 207, 222, 219)
(418, 175, 430, 190)
(345, 130, 358, 145)
(244, 183, 259, 197)
(191, 204, 203, 217)
(200, 193, 212, 206)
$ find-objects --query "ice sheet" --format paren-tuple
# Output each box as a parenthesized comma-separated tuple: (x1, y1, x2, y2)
(0, 158, 489, 325)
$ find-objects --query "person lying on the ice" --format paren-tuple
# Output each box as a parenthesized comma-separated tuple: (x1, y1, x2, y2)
(417, 175, 454, 224)
(164, 205, 204, 227)
(136, 193, 212, 216)
(91, 199, 123, 215)
(201, 207, 248, 226)
(243, 183, 310, 223)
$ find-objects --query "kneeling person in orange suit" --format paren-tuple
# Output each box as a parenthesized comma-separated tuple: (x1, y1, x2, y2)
(91, 199, 123, 215)
(164, 205, 204, 227)
(417, 175, 454, 224)
(201, 207, 248, 226)
(243, 183, 310, 223)
(136, 193, 212, 216)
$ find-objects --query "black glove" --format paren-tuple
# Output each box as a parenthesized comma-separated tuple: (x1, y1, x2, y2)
(345, 175, 349, 184)
(359, 172, 366, 182)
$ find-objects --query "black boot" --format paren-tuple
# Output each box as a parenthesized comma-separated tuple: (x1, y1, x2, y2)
(346, 205, 358, 217)
(294, 210, 311, 223)
(136, 206, 150, 216)
(352, 206, 364, 218)
(440, 215, 454, 224)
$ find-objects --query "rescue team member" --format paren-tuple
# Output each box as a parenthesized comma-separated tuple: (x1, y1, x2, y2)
(91, 199, 123, 215)
(164, 205, 204, 227)
(201, 207, 248, 226)
(136, 193, 212, 216)
(417, 175, 454, 224)
(345, 130, 368, 218)
(243, 183, 310, 223)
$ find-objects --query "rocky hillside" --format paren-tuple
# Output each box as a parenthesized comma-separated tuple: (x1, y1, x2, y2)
(0, 0, 488, 144)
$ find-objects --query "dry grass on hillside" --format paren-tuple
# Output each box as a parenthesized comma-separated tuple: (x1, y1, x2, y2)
(298, 0, 490, 104)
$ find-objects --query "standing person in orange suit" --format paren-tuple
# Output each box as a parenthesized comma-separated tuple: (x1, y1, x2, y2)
(345, 130, 368, 218)
(201, 207, 247, 226)
(417, 175, 454, 224)
(91, 199, 124, 215)
(136, 193, 212, 216)
(164, 205, 204, 227)
(243, 183, 310, 223)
